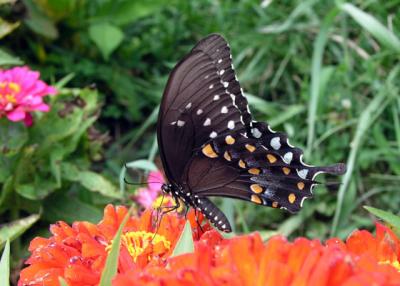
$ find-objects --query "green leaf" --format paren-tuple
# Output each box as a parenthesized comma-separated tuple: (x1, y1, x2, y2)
(23, 0, 58, 39)
(0, 48, 22, 66)
(99, 207, 132, 286)
(0, 18, 20, 39)
(59, 277, 69, 286)
(171, 220, 194, 257)
(89, 23, 124, 61)
(364, 206, 400, 231)
(62, 163, 120, 198)
(16, 179, 58, 200)
(0, 214, 40, 247)
(43, 193, 102, 223)
(221, 199, 235, 233)
(0, 120, 28, 157)
(0, 178, 13, 213)
(125, 159, 157, 172)
(92, 1, 169, 26)
(0, 240, 10, 286)
(79, 171, 121, 198)
(340, 3, 400, 52)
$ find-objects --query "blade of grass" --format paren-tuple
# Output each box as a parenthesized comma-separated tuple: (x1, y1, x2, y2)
(107, 105, 159, 158)
(364, 206, 400, 232)
(0, 214, 39, 247)
(99, 207, 132, 286)
(0, 240, 10, 286)
(259, 0, 317, 34)
(331, 66, 399, 236)
(171, 220, 194, 257)
(392, 103, 400, 152)
(59, 277, 69, 286)
(306, 8, 340, 157)
(340, 3, 400, 52)
(221, 199, 235, 233)
(236, 203, 249, 233)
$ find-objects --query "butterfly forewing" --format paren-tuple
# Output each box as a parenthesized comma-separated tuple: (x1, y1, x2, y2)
(158, 36, 251, 183)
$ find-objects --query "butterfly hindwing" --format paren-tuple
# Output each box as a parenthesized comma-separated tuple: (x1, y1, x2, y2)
(157, 34, 346, 233)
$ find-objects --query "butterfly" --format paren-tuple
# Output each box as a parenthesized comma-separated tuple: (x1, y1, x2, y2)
(157, 34, 346, 233)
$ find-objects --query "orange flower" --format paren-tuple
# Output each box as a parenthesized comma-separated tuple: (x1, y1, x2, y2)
(18, 205, 211, 286)
(345, 223, 400, 272)
(113, 228, 400, 286)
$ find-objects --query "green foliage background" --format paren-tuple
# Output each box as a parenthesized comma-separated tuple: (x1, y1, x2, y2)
(0, 0, 399, 281)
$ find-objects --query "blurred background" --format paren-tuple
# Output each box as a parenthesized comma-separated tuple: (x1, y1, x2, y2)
(0, 0, 399, 280)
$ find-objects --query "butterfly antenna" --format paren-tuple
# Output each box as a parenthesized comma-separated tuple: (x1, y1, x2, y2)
(123, 178, 164, 186)
(123, 178, 148, 186)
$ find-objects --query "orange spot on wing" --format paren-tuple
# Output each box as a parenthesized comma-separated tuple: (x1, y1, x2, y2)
(225, 135, 235, 145)
(245, 144, 256, 152)
(202, 144, 218, 158)
(282, 167, 290, 175)
(250, 184, 263, 194)
(248, 168, 260, 175)
(288, 193, 296, 204)
(297, 182, 305, 190)
(224, 151, 232, 161)
(251, 194, 262, 204)
(267, 154, 277, 163)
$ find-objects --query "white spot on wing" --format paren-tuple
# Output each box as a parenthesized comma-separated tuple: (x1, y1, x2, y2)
(213, 95, 220, 101)
(197, 109, 203, 115)
(218, 59, 222, 64)
(283, 152, 293, 164)
(204, 118, 211, 126)
(297, 169, 308, 179)
(177, 120, 185, 127)
(209, 84, 214, 89)
(219, 69, 225, 75)
(209, 131, 217, 138)
(223, 81, 229, 88)
(185, 102, 192, 109)
(227, 120, 235, 130)
(251, 128, 262, 138)
(270, 137, 281, 150)
(221, 106, 228, 113)
(170, 121, 176, 125)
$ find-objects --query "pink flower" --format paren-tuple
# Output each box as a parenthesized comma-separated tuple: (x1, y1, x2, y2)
(0, 66, 57, 126)
(135, 171, 165, 208)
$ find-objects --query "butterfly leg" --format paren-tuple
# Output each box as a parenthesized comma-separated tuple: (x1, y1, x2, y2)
(193, 207, 204, 239)
(152, 196, 181, 240)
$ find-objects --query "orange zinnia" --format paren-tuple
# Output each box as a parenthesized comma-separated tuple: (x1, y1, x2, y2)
(345, 223, 400, 273)
(113, 227, 400, 286)
(18, 205, 211, 286)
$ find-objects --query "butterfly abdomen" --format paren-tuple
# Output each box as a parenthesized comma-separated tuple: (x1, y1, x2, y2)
(194, 197, 232, 232)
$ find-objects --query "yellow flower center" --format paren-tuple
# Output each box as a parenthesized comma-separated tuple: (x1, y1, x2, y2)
(0, 81, 21, 105)
(379, 260, 400, 272)
(107, 231, 171, 262)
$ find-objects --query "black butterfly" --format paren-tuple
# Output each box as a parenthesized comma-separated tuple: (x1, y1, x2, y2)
(157, 34, 346, 233)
